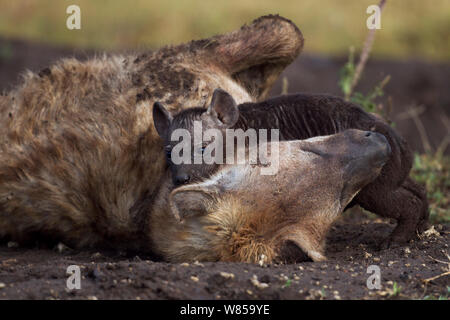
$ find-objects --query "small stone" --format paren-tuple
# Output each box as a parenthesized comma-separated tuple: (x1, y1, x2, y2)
(193, 261, 204, 267)
(423, 226, 440, 237)
(258, 254, 267, 267)
(7, 241, 19, 248)
(190, 276, 199, 282)
(219, 272, 235, 279)
(0, 283, 5, 289)
(91, 252, 102, 259)
(56, 242, 70, 253)
(251, 275, 269, 289)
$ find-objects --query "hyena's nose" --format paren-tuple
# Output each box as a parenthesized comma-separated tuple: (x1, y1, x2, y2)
(174, 173, 190, 185)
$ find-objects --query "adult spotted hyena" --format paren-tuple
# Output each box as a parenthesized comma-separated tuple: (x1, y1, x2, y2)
(0, 15, 303, 252)
(150, 130, 391, 263)
(153, 89, 430, 248)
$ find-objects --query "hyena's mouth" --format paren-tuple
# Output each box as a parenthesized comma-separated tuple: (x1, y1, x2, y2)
(276, 240, 313, 264)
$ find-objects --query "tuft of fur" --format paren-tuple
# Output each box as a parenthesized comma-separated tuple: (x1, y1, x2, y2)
(149, 185, 330, 263)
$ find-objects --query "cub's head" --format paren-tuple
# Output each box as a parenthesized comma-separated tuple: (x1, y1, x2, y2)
(153, 88, 241, 186)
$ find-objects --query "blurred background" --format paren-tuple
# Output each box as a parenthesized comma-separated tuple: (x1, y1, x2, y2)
(0, 0, 448, 222)
(0, 0, 449, 60)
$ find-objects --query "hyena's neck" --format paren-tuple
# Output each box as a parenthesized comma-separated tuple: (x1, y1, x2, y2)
(233, 102, 282, 132)
(232, 97, 360, 140)
(232, 101, 311, 140)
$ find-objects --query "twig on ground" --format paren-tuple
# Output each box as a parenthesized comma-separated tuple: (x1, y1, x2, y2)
(423, 253, 450, 284)
(423, 271, 450, 284)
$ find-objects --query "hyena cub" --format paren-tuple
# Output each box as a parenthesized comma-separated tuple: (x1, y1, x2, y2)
(153, 89, 430, 248)
(151, 129, 391, 262)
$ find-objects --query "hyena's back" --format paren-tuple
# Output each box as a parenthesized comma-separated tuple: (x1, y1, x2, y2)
(0, 56, 166, 249)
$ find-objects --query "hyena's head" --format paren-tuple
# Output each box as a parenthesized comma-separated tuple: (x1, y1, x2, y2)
(153, 88, 240, 185)
(150, 129, 391, 263)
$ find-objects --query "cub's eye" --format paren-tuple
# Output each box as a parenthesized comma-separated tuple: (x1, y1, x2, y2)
(165, 146, 172, 159)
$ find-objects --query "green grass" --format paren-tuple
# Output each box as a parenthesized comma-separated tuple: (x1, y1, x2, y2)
(389, 282, 402, 298)
(411, 152, 450, 224)
(423, 286, 450, 300)
(282, 279, 292, 288)
(0, 0, 449, 60)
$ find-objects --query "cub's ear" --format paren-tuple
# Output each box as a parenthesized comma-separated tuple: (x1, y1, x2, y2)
(169, 187, 217, 222)
(206, 88, 239, 128)
(153, 102, 173, 139)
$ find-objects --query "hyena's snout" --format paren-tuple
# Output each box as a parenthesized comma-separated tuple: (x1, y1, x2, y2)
(363, 131, 392, 166)
(173, 173, 190, 185)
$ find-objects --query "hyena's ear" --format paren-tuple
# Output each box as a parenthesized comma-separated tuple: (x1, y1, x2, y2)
(208, 15, 304, 100)
(153, 102, 173, 139)
(205, 88, 239, 128)
(169, 186, 217, 221)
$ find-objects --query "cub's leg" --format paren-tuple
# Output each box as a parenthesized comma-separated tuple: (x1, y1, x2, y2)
(354, 177, 429, 249)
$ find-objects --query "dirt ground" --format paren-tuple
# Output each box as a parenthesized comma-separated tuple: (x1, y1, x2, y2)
(0, 38, 449, 300)
(0, 211, 448, 300)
